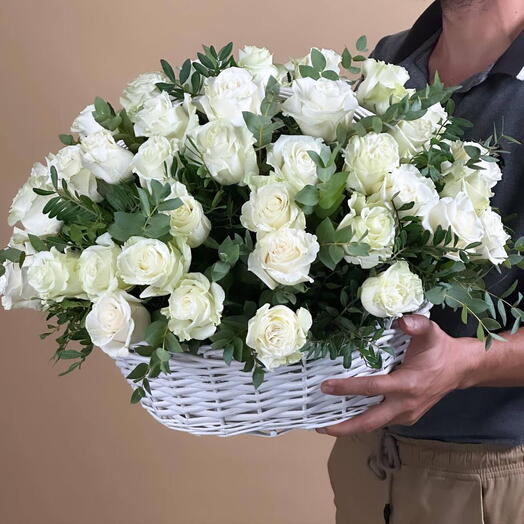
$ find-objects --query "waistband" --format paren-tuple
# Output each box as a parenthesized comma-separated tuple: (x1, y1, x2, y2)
(393, 434, 524, 474)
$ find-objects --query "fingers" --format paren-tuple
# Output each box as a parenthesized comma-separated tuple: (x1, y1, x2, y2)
(321, 374, 402, 397)
(317, 402, 394, 437)
(398, 314, 445, 352)
(397, 314, 435, 340)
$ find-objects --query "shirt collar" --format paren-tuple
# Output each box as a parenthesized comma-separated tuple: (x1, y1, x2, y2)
(393, 0, 524, 80)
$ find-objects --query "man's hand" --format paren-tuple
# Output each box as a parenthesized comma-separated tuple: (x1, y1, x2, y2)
(316, 314, 482, 437)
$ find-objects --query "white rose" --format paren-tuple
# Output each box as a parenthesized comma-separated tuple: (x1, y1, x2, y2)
(0, 258, 40, 311)
(188, 119, 258, 185)
(8, 163, 62, 237)
(85, 291, 150, 358)
(476, 208, 510, 265)
(134, 92, 198, 142)
(70, 104, 105, 136)
(444, 141, 503, 189)
(241, 183, 306, 234)
(248, 228, 319, 289)
(344, 133, 400, 195)
(166, 194, 211, 248)
(356, 59, 411, 114)
(360, 261, 424, 318)
(238, 45, 281, 86)
(116, 237, 191, 298)
(47, 145, 101, 202)
(338, 199, 395, 269)
(120, 71, 169, 118)
(246, 304, 312, 371)
(441, 141, 502, 213)
(421, 192, 484, 260)
(79, 234, 124, 298)
(441, 171, 493, 213)
(282, 77, 358, 142)
(27, 248, 83, 302)
(199, 67, 265, 127)
(265, 134, 329, 195)
(372, 164, 439, 217)
(390, 103, 447, 158)
(161, 273, 225, 341)
(131, 136, 177, 186)
(80, 130, 134, 184)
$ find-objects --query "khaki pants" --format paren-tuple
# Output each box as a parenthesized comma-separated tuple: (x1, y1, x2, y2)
(328, 431, 524, 524)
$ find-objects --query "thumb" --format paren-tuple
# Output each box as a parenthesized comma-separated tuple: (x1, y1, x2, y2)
(397, 314, 439, 347)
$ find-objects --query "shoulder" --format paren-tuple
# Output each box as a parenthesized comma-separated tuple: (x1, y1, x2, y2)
(370, 30, 410, 63)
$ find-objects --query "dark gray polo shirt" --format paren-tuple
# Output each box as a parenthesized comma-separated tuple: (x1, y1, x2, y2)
(372, 1, 524, 444)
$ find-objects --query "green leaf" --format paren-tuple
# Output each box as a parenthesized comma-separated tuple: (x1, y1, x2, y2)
(476, 323, 486, 342)
(137, 187, 151, 216)
(160, 59, 177, 83)
(371, 117, 383, 134)
(155, 347, 171, 362)
(223, 345, 234, 365)
(252, 366, 265, 389)
(310, 48, 327, 71)
(143, 214, 171, 239)
(57, 350, 83, 360)
(316, 218, 336, 242)
(298, 65, 320, 79)
(345, 242, 370, 257)
(165, 331, 183, 353)
(33, 187, 55, 196)
(108, 212, 146, 242)
(27, 234, 48, 252)
(481, 318, 502, 331)
(59, 134, 76, 146)
(210, 261, 231, 282)
(145, 319, 168, 348)
(295, 185, 319, 207)
(329, 245, 345, 264)
(514, 237, 524, 251)
(322, 70, 339, 80)
(501, 280, 518, 299)
(318, 246, 337, 270)
(356, 35, 368, 52)
(130, 387, 146, 404)
(497, 299, 507, 326)
(426, 286, 446, 305)
(127, 363, 149, 380)
(218, 42, 234, 61)
(157, 197, 183, 212)
(96, 179, 137, 212)
(218, 237, 240, 265)
(341, 48, 352, 70)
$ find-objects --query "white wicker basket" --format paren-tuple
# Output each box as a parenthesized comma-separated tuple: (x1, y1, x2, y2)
(116, 304, 432, 437)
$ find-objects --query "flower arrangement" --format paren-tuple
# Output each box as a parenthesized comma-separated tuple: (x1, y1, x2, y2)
(2, 38, 523, 412)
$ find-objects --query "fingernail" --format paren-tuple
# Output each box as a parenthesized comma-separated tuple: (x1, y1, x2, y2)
(402, 315, 416, 329)
(316, 427, 327, 434)
(321, 382, 334, 394)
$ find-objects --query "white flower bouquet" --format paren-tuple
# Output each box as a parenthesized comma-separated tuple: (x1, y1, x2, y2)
(2, 39, 523, 436)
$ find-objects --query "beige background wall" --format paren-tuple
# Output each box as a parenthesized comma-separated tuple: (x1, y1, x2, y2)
(0, 1, 431, 523)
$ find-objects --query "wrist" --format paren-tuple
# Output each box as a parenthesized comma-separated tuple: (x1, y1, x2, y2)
(454, 336, 487, 390)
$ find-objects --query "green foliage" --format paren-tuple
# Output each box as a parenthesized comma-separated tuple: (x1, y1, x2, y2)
(4, 39, 522, 399)
(243, 77, 284, 147)
(41, 299, 94, 376)
(108, 180, 181, 243)
(155, 42, 235, 100)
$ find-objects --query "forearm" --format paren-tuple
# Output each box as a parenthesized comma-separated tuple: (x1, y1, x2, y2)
(460, 327, 524, 388)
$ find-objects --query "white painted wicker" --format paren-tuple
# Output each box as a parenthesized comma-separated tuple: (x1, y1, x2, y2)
(115, 304, 431, 437)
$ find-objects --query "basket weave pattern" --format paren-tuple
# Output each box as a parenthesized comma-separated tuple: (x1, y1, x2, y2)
(116, 304, 431, 437)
